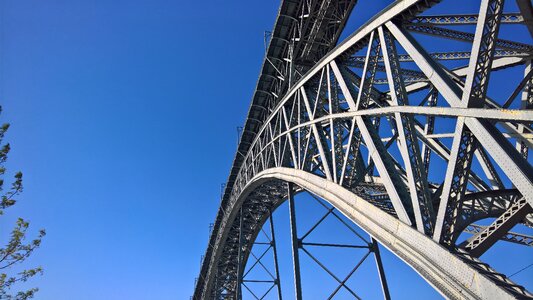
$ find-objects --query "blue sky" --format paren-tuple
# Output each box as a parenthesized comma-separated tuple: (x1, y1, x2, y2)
(0, 0, 531, 299)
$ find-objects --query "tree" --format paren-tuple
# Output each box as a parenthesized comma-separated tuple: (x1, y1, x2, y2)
(0, 108, 45, 300)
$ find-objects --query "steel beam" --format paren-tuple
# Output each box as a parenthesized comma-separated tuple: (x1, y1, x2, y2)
(251, 168, 532, 299)
(236, 208, 244, 299)
(517, 60, 533, 158)
(371, 238, 391, 300)
(268, 211, 283, 300)
(404, 24, 533, 53)
(462, 198, 532, 257)
(379, 25, 435, 234)
(195, 0, 533, 298)
(287, 182, 303, 300)
(385, 20, 533, 236)
(332, 57, 414, 225)
(463, 224, 533, 247)
(517, 0, 533, 37)
(407, 13, 524, 25)
(435, 0, 506, 245)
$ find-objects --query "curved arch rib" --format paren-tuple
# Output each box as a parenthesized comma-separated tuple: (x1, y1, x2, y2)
(216, 168, 531, 299)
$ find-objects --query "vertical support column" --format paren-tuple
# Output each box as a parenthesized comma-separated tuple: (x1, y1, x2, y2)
(371, 238, 391, 300)
(289, 42, 294, 90)
(517, 60, 532, 159)
(214, 273, 220, 300)
(288, 182, 303, 300)
(422, 88, 438, 175)
(269, 210, 283, 300)
(236, 208, 244, 299)
(367, 117, 381, 180)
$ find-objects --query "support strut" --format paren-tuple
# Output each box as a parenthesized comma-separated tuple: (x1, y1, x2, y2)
(288, 182, 303, 300)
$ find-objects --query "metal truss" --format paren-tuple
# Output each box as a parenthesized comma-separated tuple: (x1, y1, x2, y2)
(463, 224, 533, 247)
(348, 50, 531, 64)
(434, 0, 506, 247)
(239, 212, 282, 300)
(404, 23, 533, 53)
(286, 185, 391, 300)
(194, 0, 533, 299)
(407, 13, 525, 25)
(462, 197, 532, 257)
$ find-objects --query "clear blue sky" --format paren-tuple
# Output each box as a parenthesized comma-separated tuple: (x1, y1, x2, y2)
(0, 0, 531, 299)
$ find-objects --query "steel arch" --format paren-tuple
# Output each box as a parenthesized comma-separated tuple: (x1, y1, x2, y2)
(234, 168, 527, 299)
(194, 0, 533, 298)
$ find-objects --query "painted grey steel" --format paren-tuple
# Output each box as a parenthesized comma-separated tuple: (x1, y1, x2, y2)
(287, 183, 302, 300)
(236, 208, 243, 299)
(407, 13, 525, 25)
(462, 197, 532, 257)
(194, 0, 533, 299)
(371, 237, 391, 300)
(268, 211, 282, 300)
(434, 0, 506, 246)
(463, 224, 533, 247)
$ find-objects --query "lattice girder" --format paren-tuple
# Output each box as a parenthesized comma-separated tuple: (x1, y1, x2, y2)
(195, 0, 533, 299)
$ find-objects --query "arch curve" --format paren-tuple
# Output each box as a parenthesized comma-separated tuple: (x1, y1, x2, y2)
(194, 0, 533, 298)
(202, 168, 528, 300)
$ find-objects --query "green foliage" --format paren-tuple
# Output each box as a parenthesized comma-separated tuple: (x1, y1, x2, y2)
(0, 108, 45, 300)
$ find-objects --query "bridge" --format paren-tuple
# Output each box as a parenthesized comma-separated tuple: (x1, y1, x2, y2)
(194, 0, 533, 299)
